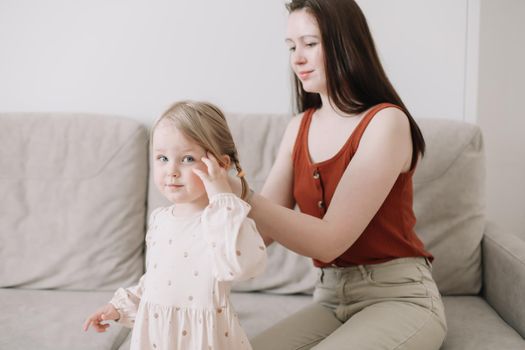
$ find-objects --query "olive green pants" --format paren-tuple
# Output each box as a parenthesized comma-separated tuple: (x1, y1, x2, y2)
(251, 257, 447, 350)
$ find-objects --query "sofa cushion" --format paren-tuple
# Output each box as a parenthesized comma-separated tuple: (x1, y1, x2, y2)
(441, 296, 525, 349)
(231, 291, 313, 338)
(0, 113, 148, 291)
(0, 288, 130, 350)
(413, 119, 485, 295)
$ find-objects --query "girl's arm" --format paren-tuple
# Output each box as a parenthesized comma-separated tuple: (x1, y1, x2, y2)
(194, 155, 267, 281)
(107, 274, 146, 328)
(249, 107, 413, 263)
(83, 274, 145, 332)
(202, 193, 267, 282)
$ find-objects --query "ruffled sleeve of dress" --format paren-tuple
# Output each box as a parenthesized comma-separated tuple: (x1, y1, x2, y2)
(202, 192, 267, 282)
(109, 274, 145, 328)
(108, 207, 163, 328)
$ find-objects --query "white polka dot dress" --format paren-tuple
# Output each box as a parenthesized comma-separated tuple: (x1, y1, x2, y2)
(110, 193, 267, 350)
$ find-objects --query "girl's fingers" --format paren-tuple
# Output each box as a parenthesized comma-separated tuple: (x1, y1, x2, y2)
(206, 151, 218, 163)
(192, 168, 206, 181)
(208, 153, 224, 168)
(201, 158, 222, 179)
(83, 315, 99, 331)
(83, 311, 115, 332)
(83, 319, 91, 331)
(101, 312, 113, 321)
(95, 323, 110, 332)
(200, 156, 213, 170)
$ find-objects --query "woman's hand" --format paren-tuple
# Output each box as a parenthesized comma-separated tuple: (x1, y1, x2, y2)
(193, 152, 233, 198)
(83, 303, 120, 332)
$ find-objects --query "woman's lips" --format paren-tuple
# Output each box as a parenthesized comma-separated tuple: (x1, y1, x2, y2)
(298, 70, 313, 79)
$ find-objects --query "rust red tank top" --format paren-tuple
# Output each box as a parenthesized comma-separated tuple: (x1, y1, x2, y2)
(292, 103, 433, 267)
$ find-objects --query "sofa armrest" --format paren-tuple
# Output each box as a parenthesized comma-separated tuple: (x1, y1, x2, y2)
(482, 221, 525, 338)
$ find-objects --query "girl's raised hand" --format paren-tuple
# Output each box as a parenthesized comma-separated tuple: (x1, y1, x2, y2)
(193, 152, 233, 198)
(83, 303, 120, 333)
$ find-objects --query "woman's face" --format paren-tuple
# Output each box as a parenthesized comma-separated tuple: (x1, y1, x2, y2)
(285, 9, 327, 95)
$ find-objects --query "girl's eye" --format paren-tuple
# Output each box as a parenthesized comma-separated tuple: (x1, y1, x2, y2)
(157, 155, 168, 162)
(182, 155, 195, 163)
(288, 46, 296, 52)
(306, 42, 317, 47)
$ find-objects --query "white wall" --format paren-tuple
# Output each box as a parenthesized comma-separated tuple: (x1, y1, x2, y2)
(477, 0, 525, 238)
(0, 0, 291, 124)
(358, 0, 469, 121)
(1, 0, 471, 124)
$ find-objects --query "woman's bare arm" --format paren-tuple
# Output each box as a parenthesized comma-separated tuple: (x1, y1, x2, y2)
(254, 114, 303, 245)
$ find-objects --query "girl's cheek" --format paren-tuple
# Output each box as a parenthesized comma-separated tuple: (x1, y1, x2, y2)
(195, 162, 208, 173)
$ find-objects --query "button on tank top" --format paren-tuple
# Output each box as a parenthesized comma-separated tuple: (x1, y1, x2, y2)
(292, 103, 433, 267)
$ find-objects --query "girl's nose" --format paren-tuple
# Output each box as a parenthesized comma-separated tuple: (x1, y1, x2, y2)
(168, 164, 180, 178)
(168, 173, 178, 184)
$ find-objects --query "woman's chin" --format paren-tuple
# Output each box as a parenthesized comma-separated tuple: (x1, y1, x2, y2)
(301, 83, 321, 94)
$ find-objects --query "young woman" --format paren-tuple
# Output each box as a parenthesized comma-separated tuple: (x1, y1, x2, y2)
(243, 0, 447, 349)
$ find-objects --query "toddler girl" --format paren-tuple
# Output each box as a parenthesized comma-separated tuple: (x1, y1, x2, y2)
(83, 100, 267, 350)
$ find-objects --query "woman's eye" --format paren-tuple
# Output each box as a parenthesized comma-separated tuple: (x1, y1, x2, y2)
(182, 155, 195, 163)
(306, 42, 317, 47)
(157, 155, 168, 162)
(288, 46, 296, 52)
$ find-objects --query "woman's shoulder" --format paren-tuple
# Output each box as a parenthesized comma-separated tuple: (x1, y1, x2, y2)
(286, 108, 315, 137)
(359, 105, 413, 172)
(366, 105, 410, 133)
(279, 110, 308, 149)
(290, 109, 308, 126)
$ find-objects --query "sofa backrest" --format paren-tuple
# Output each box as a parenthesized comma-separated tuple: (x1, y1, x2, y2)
(0, 113, 148, 291)
(413, 118, 485, 295)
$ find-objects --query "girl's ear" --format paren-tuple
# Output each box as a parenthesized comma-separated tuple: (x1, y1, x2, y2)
(219, 154, 231, 168)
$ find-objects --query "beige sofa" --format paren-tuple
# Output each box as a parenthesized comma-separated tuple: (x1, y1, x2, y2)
(1, 112, 524, 350)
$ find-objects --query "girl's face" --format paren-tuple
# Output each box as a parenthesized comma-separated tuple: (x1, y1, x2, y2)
(286, 9, 327, 95)
(152, 119, 209, 213)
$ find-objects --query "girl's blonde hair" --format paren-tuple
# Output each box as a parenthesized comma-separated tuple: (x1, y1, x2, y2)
(151, 100, 249, 200)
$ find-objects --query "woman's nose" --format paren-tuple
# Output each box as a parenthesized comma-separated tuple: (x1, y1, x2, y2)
(292, 48, 306, 65)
